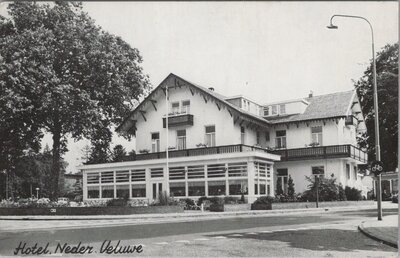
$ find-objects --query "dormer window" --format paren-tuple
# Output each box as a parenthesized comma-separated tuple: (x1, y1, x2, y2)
(263, 107, 269, 116)
(279, 104, 286, 114)
(271, 105, 278, 115)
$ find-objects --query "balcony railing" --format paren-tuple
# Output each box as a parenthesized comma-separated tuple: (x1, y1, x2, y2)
(120, 144, 271, 163)
(271, 144, 367, 163)
(162, 113, 194, 128)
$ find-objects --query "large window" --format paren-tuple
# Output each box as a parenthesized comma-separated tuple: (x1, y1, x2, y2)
(182, 100, 190, 114)
(275, 130, 287, 149)
(265, 131, 270, 142)
(208, 181, 226, 196)
(263, 107, 269, 116)
(101, 171, 114, 183)
(312, 166, 325, 178)
(116, 171, 129, 183)
(177, 129, 186, 150)
(87, 186, 99, 199)
(151, 132, 160, 153)
(271, 105, 278, 115)
(346, 164, 350, 180)
(259, 180, 266, 195)
(311, 126, 323, 146)
(132, 184, 146, 198)
(354, 166, 358, 181)
(188, 181, 205, 196)
(277, 168, 288, 194)
(170, 182, 186, 197)
(205, 125, 216, 147)
(101, 185, 114, 198)
(116, 185, 129, 198)
(229, 180, 248, 195)
(87, 173, 100, 184)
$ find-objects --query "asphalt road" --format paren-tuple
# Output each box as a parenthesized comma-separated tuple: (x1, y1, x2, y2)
(0, 208, 397, 257)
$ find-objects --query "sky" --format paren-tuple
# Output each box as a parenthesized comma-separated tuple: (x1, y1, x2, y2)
(1, 2, 398, 173)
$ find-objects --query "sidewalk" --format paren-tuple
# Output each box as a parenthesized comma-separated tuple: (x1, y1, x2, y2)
(358, 215, 398, 248)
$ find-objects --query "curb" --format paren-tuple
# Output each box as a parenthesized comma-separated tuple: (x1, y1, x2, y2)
(0, 205, 378, 221)
(358, 222, 398, 249)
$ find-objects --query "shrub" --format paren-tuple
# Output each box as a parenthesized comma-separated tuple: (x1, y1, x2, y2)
(197, 196, 209, 206)
(209, 197, 224, 205)
(224, 196, 239, 204)
(253, 196, 274, 205)
(181, 198, 196, 209)
(106, 198, 128, 207)
(287, 176, 295, 197)
(301, 176, 344, 202)
(127, 199, 148, 207)
(151, 191, 180, 206)
(276, 177, 283, 195)
(344, 186, 362, 201)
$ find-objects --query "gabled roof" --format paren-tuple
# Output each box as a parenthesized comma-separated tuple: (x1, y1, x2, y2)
(117, 73, 272, 134)
(267, 90, 355, 124)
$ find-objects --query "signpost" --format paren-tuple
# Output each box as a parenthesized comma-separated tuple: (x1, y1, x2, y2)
(371, 161, 384, 220)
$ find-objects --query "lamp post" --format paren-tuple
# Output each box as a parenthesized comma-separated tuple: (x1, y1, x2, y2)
(165, 85, 169, 198)
(327, 14, 382, 220)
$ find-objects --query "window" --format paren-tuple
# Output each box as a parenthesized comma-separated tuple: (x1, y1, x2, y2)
(101, 171, 114, 183)
(131, 169, 146, 181)
(256, 131, 260, 145)
(279, 104, 286, 114)
(171, 102, 180, 114)
(205, 125, 216, 147)
(277, 168, 288, 194)
(228, 162, 248, 177)
(169, 166, 185, 180)
(312, 166, 325, 178)
(188, 181, 205, 196)
(177, 129, 186, 150)
(271, 105, 277, 115)
(207, 164, 226, 178)
(208, 181, 226, 196)
(115, 171, 129, 183)
(87, 186, 99, 199)
(229, 179, 248, 195)
(182, 100, 190, 114)
(243, 100, 247, 110)
(101, 185, 114, 198)
(151, 132, 160, 153)
(131, 184, 146, 198)
(346, 164, 350, 180)
(151, 167, 164, 178)
(275, 130, 287, 149)
(116, 185, 129, 198)
(265, 131, 270, 142)
(187, 165, 205, 179)
(311, 126, 323, 146)
(259, 180, 266, 195)
(354, 166, 358, 181)
(241, 126, 245, 144)
(263, 107, 269, 116)
(170, 182, 186, 197)
(87, 172, 100, 184)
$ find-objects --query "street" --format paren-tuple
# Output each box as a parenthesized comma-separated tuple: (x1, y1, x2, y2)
(0, 208, 397, 257)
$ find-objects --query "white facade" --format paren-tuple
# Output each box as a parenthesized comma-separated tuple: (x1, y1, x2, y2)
(79, 73, 368, 202)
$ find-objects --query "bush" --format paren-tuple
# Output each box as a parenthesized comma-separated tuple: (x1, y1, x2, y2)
(209, 197, 224, 205)
(197, 196, 209, 206)
(106, 198, 128, 207)
(181, 198, 196, 210)
(253, 196, 274, 205)
(344, 186, 362, 201)
(301, 176, 346, 202)
(224, 196, 239, 204)
(151, 191, 180, 206)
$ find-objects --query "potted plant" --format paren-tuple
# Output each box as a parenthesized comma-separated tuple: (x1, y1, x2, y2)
(209, 197, 224, 212)
(251, 196, 273, 210)
(138, 149, 150, 154)
(196, 143, 207, 148)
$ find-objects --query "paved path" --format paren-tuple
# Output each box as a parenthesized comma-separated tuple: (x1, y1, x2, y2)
(359, 214, 398, 248)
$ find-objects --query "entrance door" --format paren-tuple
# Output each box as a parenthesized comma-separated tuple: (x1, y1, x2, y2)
(152, 182, 163, 200)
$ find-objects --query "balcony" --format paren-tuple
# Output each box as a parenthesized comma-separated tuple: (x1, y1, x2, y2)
(163, 113, 194, 128)
(271, 144, 367, 163)
(119, 144, 271, 162)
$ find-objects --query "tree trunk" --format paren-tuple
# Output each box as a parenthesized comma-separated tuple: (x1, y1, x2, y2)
(51, 126, 61, 200)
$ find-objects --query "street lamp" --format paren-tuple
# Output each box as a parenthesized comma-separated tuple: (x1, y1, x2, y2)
(35, 187, 40, 199)
(327, 14, 382, 220)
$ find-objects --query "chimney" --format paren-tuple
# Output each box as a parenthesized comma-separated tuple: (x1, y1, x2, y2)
(208, 87, 215, 91)
(308, 90, 313, 98)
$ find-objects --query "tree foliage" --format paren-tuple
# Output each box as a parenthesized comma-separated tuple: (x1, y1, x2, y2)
(355, 43, 398, 171)
(275, 177, 283, 195)
(287, 175, 295, 197)
(301, 176, 347, 202)
(111, 144, 127, 162)
(0, 2, 150, 198)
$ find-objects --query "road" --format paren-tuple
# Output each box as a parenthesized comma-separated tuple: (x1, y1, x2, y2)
(0, 208, 397, 257)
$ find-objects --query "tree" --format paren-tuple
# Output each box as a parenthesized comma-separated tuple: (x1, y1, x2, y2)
(276, 177, 283, 195)
(355, 43, 398, 171)
(287, 175, 295, 197)
(111, 144, 127, 162)
(0, 2, 150, 199)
